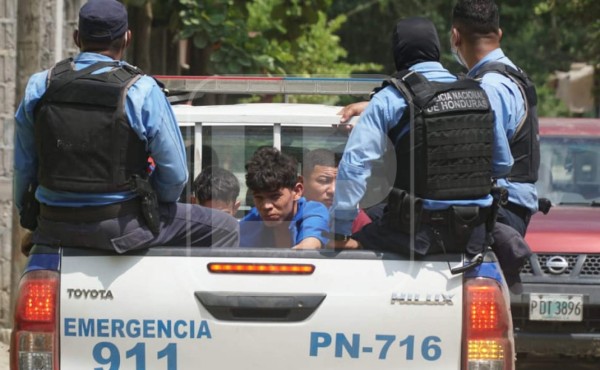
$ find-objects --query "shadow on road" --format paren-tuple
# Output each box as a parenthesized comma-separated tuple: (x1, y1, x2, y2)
(516, 354, 599, 370)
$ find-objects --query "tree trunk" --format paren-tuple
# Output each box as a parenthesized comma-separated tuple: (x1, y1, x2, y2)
(130, 1, 153, 72)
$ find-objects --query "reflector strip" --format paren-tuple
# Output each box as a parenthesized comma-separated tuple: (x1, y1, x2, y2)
(207, 263, 315, 274)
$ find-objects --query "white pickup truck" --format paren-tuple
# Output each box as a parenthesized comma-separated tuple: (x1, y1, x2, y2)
(10, 77, 515, 370)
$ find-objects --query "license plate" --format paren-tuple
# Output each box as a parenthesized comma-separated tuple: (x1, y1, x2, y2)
(529, 294, 583, 321)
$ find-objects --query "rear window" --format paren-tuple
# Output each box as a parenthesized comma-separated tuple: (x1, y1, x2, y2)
(179, 122, 354, 215)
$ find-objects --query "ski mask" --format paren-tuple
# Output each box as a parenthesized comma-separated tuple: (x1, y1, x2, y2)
(392, 17, 441, 72)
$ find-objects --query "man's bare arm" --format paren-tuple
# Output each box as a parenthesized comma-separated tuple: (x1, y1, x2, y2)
(327, 238, 361, 249)
(292, 236, 323, 249)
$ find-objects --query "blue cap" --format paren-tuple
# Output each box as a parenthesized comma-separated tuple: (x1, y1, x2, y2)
(78, 0, 128, 42)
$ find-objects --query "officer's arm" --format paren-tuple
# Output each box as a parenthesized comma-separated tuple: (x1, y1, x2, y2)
(332, 89, 402, 235)
(131, 78, 188, 202)
(481, 84, 514, 178)
(14, 72, 47, 211)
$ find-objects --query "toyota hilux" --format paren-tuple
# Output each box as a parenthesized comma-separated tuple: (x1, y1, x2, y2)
(10, 77, 515, 370)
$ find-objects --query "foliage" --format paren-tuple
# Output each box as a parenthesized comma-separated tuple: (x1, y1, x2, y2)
(175, 0, 257, 74)
(498, 0, 598, 116)
(128, 0, 597, 114)
(536, 84, 570, 117)
(171, 0, 380, 81)
(332, 0, 599, 117)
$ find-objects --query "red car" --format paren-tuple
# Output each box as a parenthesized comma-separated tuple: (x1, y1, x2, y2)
(510, 118, 600, 358)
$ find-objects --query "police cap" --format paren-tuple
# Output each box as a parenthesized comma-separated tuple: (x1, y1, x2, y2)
(78, 0, 128, 42)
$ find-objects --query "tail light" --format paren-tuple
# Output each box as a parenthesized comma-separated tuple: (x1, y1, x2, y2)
(10, 270, 60, 370)
(462, 277, 514, 370)
(208, 262, 315, 274)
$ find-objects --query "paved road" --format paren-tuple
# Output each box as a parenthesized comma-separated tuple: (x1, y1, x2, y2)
(517, 354, 599, 370)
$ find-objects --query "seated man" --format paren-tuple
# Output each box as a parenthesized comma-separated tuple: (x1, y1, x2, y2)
(192, 166, 241, 217)
(302, 148, 371, 234)
(239, 147, 329, 249)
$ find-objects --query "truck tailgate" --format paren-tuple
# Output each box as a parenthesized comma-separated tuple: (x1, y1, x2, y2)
(59, 249, 464, 370)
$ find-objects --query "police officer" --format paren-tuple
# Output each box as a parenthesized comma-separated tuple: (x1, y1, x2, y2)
(14, 0, 239, 252)
(450, 0, 540, 237)
(331, 17, 513, 258)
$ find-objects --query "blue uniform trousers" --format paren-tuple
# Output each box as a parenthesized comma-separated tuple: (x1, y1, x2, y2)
(32, 202, 239, 252)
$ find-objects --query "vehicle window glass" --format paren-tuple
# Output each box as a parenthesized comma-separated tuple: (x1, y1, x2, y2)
(203, 125, 273, 214)
(280, 126, 393, 209)
(280, 126, 348, 172)
(178, 125, 195, 202)
(539, 137, 600, 204)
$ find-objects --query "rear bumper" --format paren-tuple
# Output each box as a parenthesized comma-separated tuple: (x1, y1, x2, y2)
(514, 332, 600, 357)
(510, 282, 600, 357)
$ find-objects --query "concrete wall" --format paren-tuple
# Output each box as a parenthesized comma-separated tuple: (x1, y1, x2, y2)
(0, 0, 17, 344)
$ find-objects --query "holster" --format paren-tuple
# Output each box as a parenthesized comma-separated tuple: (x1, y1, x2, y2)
(486, 186, 509, 244)
(20, 183, 40, 230)
(130, 175, 160, 235)
(385, 188, 423, 234)
(450, 206, 484, 246)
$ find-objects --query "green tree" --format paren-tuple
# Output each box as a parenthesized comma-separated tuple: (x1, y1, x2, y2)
(500, 0, 599, 116)
(174, 0, 378, 79)
(332, 0, 599, 116)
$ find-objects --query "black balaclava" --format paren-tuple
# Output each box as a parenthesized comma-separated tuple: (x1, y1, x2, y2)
(392, 17, 441, 71)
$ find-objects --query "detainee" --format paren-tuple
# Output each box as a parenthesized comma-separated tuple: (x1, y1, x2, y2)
(192, 166, 241, 217)
(302, 148, 371, 239)
(239, 147, 330, 249)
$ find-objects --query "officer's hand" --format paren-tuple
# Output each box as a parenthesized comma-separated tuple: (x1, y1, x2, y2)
(21, 230, 34, 257)
(337, 101, 369, 125)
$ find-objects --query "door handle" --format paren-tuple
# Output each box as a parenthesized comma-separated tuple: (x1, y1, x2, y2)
(195, 292, 326, 322)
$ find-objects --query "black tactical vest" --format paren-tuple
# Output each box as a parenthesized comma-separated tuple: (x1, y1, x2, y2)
(473, 62, 540, 183)
(387, 71, 495, 200)
(34, 58, 149, 193)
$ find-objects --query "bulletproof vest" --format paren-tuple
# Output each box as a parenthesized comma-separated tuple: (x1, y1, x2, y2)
(473, 62, 540, 183)
(387, 71, 494, 200)
(34, 58, 148, 193)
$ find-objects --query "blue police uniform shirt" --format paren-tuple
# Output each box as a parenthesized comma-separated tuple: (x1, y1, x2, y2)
(239, 197, 330, 247)
(14, 52, 188, 211)
(468, 48, 539, 214)
(331, 61, 513, 236)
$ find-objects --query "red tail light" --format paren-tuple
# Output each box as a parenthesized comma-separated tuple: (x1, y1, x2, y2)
(208, 262, 315, 274)
(462, 277, 514, 370)
(10, 270, 59, 370)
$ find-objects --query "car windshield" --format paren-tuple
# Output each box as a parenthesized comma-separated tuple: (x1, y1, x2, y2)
(537, 136, 600, 205)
